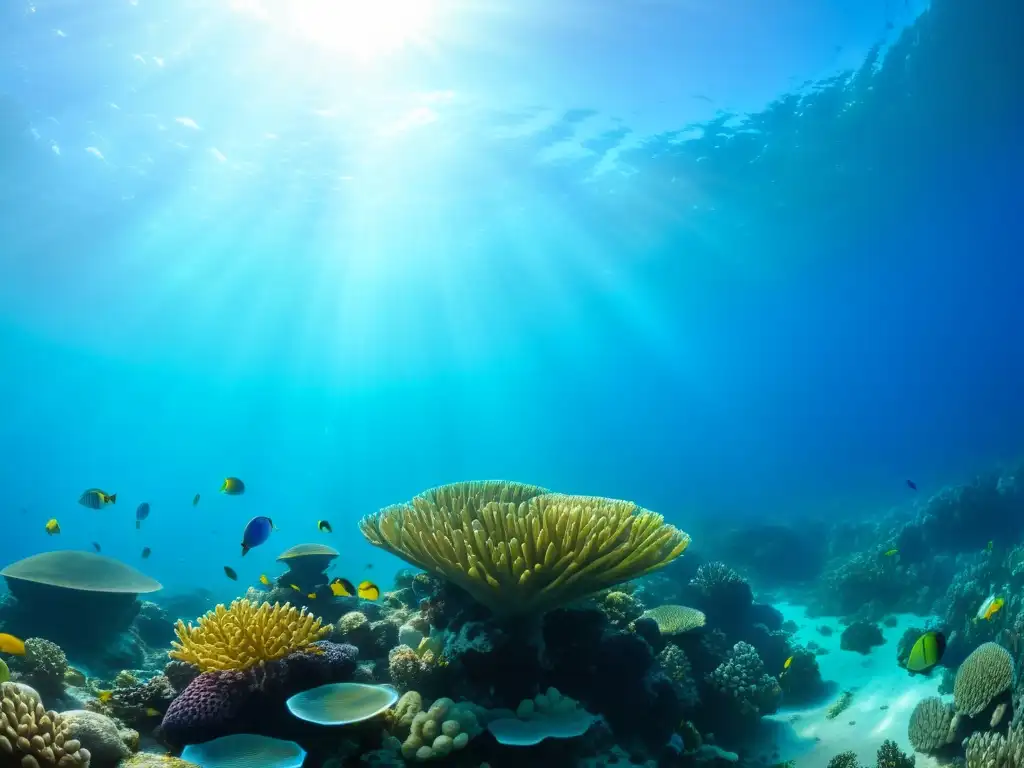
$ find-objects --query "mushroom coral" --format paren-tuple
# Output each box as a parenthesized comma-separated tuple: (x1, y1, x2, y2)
(359, 480, 690, 616)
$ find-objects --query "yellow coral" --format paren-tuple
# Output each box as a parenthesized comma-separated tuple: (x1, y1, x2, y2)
(169, 600, 330, 672)
(639, 605, 706, 634)
(0, 682, 91, 767)
(359, 481, 690, 616)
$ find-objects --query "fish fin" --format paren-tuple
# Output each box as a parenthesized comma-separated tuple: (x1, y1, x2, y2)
(241, 545, 249, 556)
(108, 493, 117, 503)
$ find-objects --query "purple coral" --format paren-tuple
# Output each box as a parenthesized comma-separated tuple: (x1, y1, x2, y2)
(160, 641, 358, 746)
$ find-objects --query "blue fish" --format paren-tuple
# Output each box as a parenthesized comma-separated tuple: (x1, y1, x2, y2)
(135, 502, 150, 530)
(907, 479, 917, 491)
(241, 516, 274, 556)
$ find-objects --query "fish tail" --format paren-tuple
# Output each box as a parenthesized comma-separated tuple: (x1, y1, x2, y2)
(136, 520, 140, 530)
(108, 493, 117, 504)
(241, 545, 249, 556)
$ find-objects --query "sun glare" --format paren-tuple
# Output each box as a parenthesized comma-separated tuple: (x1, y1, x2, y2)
(251, 0, 436, 59)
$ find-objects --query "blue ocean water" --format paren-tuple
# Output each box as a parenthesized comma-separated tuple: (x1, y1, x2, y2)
(0, 0, 1021, 606)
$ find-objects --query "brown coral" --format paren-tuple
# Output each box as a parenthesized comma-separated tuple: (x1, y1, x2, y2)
(0, 682, 91, 768)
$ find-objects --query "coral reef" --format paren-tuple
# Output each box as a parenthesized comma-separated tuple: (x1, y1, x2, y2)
(778, 649, 827, 704)
(359, 481, 690, 616)
(62, 709, 137, 766)
(20, 638, 68, 696)
(169, 600, 331, 672)
(954, 642, 1014, 717)
(907, 696, 959, 753)
(875, 739, 915, 767)
(636, 605, 706, 635)
(389, 695, 482, 761)
(0, 681, 91, 767)
(707, 641, 781, 718)
(840, 621, 885, 654)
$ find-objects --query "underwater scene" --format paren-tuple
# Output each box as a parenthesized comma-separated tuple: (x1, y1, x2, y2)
(1, 0, 1023, 766)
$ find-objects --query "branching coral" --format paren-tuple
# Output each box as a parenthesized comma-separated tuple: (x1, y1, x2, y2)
(169, 600, 330, 672)
(689, 562, 752, 608)
(876, 739, 915, 767)
(0, 681, 91, 767)
(359, 481, 690, 616)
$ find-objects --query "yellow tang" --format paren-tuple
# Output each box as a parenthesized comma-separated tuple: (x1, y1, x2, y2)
(0, 634, 26, 655)
(97, 691, 113, 704)
(357, 581, 380, 601)
(906, 631, 946, 674)
(783, 655, 793, 670)
(307, 592, 317, 600)
(290, 584, 301, 592)
(45, 519, 60, 536)
(259, 574, 272, 587)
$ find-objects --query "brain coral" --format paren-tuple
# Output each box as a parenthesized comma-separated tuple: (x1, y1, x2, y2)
(0, 681, 91, 767)
(907, 696, 959, 753)
(169, 600, 330, 672)
(954, 642, 1014, 716)
(359, 481, 690, 616)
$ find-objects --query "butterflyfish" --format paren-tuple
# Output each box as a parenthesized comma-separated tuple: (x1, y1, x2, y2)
(97, 690, 113, 704)
(0, 634, 26, 655)
(259, 574, 272, 587)
(220, 477, 245, 495)
(45, 519, 60, 535)
(79, 489, 116, 509)
(357, 581, 380, 601)
(905, 631, 946, 674)
(224, 566, 238, 581)
(317, 520, 332, 533)
(330, 577, 355, 598)
(976, 595, 1005, 622)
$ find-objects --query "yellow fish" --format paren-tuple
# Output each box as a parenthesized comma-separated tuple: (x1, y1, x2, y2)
(307, 592, 317, 600)
(357, 581, 380, 601)
(0, 634, 26, 655)
(259, 574, 272, 587)
(290, 584, 301, 592)
(144, 708, 161, 717)
(330, 578, 354, 598)
(883, 549, 898, 557)
(97, 691, 113, 704)
(78, 489, 116, 509)
(977, 596, 1005, 622)
(783, 655, 793, 670)
(220, 477, 245, 495)
(45, 519, 60, 535)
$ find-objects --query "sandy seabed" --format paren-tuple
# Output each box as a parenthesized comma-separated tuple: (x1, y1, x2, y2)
(752, 603, 944, 767)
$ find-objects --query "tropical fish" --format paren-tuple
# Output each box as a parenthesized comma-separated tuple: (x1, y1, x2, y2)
(330, 578, 355, 598)
(317, 520, 332, 533)
(357, 581, 380, 601)
(906, 480, 917, 491)
(0, 634, 26, 655)
(306, 592, 317, 600)
(79, 489, 116, 509)
(97, 690, 113, 704)
(240, 516, 274, 556)
(135, 502, 150, 529)
(224, 566, 238, 581)
(290, 584, 301, 592)
(883, 549, 899, 557)
(45, 519, 60, 535)
(91, 542, 101, 552)
(220, 477, 245, 495)
(192, 494, 200, 506)
(259, 574, 272, 588)
(987, 541, 994, 552)
(141, 547, 151, 559)
(976, 595, 1005, 622)
(144, 708, 161, 717)
(783, 655, 793, 670)
(905, 631, 945, 674)
(364, 563, 373, 570)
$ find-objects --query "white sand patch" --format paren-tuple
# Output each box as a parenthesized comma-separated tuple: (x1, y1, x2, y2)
(751, 602, 945, 767)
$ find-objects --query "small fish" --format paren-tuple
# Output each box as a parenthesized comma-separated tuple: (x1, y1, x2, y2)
(905, 630, 946, 674)
(307, 592, 317, 600)
(224, 566, 238, 581)
(0, 634, 26, 655)
(79, 489, 116, 509)
(144, 707, 161, 717)
(220, 477, 245, 495)
(259, 574, 272, 587)
(135, 502, 150, 529)
(97, 690, 113, 704)
(330, 578, 355, 598)
(906, 480, 917, 491)
(290, 584, 301, 592)
(141, 547, 151, 559)
(364, 563, 373, 570)
(987, 541, 994, 552)
(240, 516, 274, 556)
(783, 655, 793, 670)
(192, 494, 200, 506)
(883, 548, 899, 557)
(976, 595, 1005, 622)
(91, 542, 101, 552)
(317, 520, 332, 533)
(357, 581, 380, 601)
(45, 519, 60, 535)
